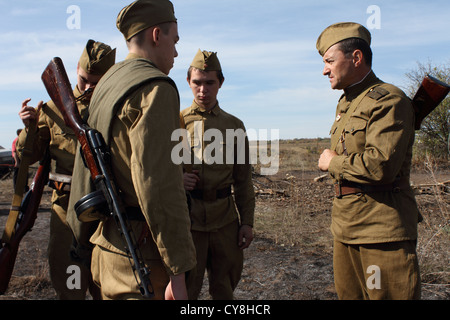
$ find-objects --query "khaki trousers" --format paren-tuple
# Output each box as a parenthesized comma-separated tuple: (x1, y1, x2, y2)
(91, 244, 169, 300)
(48, 192, 93, 299)
(333, 240, 421, 300)
(187, 220, 243, 300)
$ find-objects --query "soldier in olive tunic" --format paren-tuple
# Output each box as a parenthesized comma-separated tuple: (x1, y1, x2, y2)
(181, 50, 255, 299)
(16, 40, 116, 299)
(317, 22, 421, 299)
(67, 0, 196, 300)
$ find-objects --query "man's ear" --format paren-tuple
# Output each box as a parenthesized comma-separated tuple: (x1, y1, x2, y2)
(352, 49, 364, 67)
(151, 26, 161, 46)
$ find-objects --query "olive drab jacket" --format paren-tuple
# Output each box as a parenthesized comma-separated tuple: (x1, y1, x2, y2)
(16, 86, 89, 175)
(67, 54, 196, 276)
(16, 87, 89, 213)
(180, 102, 255, 232)
(328, 71, 421, 244)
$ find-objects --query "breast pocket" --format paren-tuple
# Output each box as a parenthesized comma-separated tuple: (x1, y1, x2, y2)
(343, 118, 367, 153)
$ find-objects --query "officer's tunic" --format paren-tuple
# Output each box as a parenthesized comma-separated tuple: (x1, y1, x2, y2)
(328, 71, 421, 244)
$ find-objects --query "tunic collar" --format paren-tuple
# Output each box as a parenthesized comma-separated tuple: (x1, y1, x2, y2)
(190, 100, 221, 116)
(343, 70, 382, 101)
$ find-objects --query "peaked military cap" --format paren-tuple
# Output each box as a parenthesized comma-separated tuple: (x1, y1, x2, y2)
(316, 22, 371, 56)
(116, 0, 177, 40)
(190, 49, 222, 71)
(79, 39, 116, 75)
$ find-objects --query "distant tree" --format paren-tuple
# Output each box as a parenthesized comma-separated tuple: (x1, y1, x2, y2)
(405, 60, 450, 161)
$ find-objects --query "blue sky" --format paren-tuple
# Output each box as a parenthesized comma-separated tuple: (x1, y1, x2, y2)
(0, 0, 449, 149)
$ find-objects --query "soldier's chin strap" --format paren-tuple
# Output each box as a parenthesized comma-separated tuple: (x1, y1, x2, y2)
(1, 105, 41, 245)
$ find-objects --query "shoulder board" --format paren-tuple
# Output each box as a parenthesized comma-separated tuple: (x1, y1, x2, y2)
(367, 86, 390, 100)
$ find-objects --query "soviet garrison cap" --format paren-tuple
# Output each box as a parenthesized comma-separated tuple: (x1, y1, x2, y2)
(78, 39, 116, 75)
(316, 22, 371, 56)
(116, 0, 177, 40)
(190, 49, 222, 71)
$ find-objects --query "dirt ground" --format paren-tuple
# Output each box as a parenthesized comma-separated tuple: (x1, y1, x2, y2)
(0, 168, 448, 301)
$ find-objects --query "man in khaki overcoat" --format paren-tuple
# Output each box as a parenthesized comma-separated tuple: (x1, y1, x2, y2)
(317, 22, 422, 300)
(17, 40, 116, 299)
(67, 0, 196, 300)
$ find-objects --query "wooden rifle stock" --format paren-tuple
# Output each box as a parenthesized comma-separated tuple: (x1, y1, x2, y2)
(41, 58, 100, 179)
(41, 57, 154, 298)
(412, 75, 449, 130)
(0, 152, 50, 294)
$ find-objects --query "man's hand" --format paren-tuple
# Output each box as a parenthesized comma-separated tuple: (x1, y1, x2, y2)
(318, 149, 337, 172)
(19, 98, 43, 128)
(238, 224, 253, 249)
(183, 170, 200, 191)
(165, 273, 188, 300)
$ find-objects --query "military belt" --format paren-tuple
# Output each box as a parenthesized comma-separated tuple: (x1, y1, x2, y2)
(334, 178, 410, 198)
(190, 186, 232, 202)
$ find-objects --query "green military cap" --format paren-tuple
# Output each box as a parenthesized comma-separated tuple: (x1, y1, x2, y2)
(316, 22, 371, 56)
(79, 39, 116, 75)
(190, 49, 222, 71)
(116, 0, 177, 41)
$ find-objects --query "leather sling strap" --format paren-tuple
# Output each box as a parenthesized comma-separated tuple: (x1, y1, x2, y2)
(1, 109, 40, 244)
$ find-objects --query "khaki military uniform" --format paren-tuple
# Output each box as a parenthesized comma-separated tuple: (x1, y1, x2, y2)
(181, 101, 255, 299)
(68, 54, 196, 300)
(328, 71, 421, 299)
(16, 87, 93, 299)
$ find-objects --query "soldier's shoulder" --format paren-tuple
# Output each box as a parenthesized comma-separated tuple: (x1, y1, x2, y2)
(180, 106, 192, 117)
(367, 83, 408, 101)
(219, 108, 245, 127)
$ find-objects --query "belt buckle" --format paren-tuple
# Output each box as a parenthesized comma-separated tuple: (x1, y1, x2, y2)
(335, 182, 343, 199)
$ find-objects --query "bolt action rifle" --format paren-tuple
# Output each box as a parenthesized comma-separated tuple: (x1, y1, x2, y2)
(41, 57, 154, 298)
(0, 150, 50, 294)
(412, 74, 449, 130)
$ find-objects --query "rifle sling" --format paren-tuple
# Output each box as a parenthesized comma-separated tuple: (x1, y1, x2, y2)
(1, 119, 38, 245)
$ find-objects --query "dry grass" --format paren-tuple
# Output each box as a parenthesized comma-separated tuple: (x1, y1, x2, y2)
(253, 138, 334, 251)
(414, 155, 449, 297)
(253, 139, 449, 297)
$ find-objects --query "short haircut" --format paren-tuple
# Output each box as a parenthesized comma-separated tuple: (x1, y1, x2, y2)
(338, 38, 373, 68)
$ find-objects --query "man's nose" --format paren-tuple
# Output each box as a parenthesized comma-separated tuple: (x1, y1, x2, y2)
(85, 82, 96, 90)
